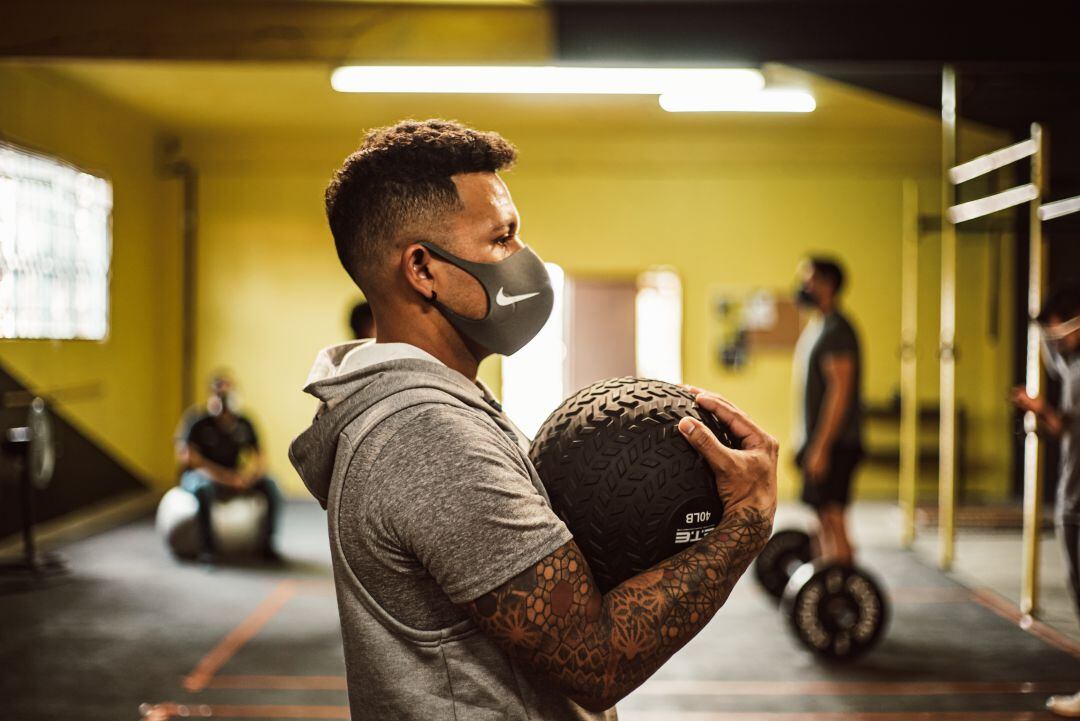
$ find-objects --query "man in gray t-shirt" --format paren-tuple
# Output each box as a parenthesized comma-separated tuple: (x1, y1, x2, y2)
(290, 119, 778, 720)
(1011, 285, 1080, 717)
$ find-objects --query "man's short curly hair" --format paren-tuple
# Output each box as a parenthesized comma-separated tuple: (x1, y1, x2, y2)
(325, 119, 517, 294)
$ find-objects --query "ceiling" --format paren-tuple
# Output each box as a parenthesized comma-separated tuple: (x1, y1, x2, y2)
(32, 60, 946, 137)
(3, 0, 1077, 205)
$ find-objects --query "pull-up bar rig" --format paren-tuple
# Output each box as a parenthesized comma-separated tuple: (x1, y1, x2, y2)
(902, 65, 1080, 618)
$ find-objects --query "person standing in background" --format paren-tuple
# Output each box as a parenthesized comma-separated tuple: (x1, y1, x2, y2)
(792, 256, 863, 566)
(1011, 284, 1080, 718)
(349, 299, 376, 340)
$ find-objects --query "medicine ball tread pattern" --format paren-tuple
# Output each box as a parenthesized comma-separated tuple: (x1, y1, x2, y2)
(530, 377, 737, 593)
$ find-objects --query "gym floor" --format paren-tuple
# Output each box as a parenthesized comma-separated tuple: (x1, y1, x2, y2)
(1, 502, 1078, 721)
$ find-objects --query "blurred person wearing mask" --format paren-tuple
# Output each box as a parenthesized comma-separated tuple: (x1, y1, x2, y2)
(792, 256, 863, 567)
(1011, 285, 1080, 717)
(175, 374, 283, 565)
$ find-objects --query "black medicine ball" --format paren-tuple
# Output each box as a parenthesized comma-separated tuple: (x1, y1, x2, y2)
(529, 377, 738, 593)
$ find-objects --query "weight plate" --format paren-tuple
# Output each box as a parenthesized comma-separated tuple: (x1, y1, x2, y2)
(781, 560, 888, 662)
(28, 398, 56, 490)
(753, 529, 812, 599)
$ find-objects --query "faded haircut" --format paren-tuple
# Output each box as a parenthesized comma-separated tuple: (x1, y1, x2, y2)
(325, 119, 517, 294)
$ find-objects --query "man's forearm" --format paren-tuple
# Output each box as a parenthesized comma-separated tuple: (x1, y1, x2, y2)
(592, 503, 771, 705)
(241, 453, 267, 483)
(472, 505, 771, 710)
(1037, 407, 1067, 438)
(191, 455, 237, 486)
(809, 384, 848, 452)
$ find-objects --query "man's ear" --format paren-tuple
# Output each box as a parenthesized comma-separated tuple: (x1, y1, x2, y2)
(401, 243, 436, 301)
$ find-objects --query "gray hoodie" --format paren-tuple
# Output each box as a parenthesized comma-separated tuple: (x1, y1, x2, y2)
(290, 340, 612, 721)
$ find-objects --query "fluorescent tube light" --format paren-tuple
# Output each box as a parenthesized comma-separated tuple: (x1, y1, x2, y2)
(331, 65, 765, 95)
(659, 89, 816, 113)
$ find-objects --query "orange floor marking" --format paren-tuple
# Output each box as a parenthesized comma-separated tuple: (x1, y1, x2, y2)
(619, 713, 1055, 721)
(201, 675, 1070, 697)
(183, 581, 298, 693)
(971, 586, 1080, 659)
(207, 705, 349, 718)
(142, 703, 347, 719)
(141, 705, 1057, 721)
(638, 680, 1072, 696)
(207, 675, 347, 690)
(890, 586, 973, 604)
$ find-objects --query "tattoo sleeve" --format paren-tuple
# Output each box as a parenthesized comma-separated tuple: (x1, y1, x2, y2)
(464, 505, 771, 711)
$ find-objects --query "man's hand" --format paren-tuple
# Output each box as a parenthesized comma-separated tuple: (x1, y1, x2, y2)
(465, 387, 777, 711)
(802, 441, 830, 484)
(1011, 386, 1065, 438)
(234, 472, 257, 491)
(209, 468, 253, 491)
(1010, 386, 1046, 416)
(678, 387, 778, 519)
(215, 471, 245, 491)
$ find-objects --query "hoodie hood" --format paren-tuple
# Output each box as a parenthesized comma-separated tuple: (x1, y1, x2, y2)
(289, 340, 512, 508)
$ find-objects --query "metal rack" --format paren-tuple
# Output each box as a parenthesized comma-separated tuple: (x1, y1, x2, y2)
(915, 64, 1080, 616)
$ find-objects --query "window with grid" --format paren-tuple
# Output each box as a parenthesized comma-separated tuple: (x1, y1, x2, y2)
(0, 142, 112, 340)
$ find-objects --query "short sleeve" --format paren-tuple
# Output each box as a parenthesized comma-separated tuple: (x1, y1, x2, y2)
(184, 417, 208, 450)
(175, 407, 201, 443)
(241, 418, 261, 450)
(819, 319, 858, 360)
(373, 406, 572, 604)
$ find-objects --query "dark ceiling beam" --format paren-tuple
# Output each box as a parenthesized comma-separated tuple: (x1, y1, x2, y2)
(554, 1, 1080, 64)
(0, 1, 545, 62)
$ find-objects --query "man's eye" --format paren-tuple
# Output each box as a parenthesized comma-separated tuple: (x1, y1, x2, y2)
(496, 235, 512, 245)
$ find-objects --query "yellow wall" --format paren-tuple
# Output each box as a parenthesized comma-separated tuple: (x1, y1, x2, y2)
(182, 110, 1014, 502)
(0, 66, 183, 487)
(0, 60, 1017, 506)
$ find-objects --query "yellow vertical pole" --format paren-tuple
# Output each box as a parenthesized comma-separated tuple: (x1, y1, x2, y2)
(900, 179, 920, 548)
(939, 65, 959, 571)
(1021, 123, 1046, 618)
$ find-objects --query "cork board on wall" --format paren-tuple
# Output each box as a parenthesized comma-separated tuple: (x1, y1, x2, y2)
(710, 287, 805, 370)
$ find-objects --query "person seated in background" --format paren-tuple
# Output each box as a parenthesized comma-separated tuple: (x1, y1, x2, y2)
(348, 299, 376, 340)
(175, 373, 283, 564)
(792, 256, 863, 566)
(1010, 284, 1080, 718)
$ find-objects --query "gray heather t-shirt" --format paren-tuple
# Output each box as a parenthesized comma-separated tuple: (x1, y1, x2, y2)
(339, 402, 572, 630)
(290, 341, 610, 721)
(1045, 342, 1080, 523)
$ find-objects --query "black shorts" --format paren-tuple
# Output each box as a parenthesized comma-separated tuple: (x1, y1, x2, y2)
(797, 445, 863, 509)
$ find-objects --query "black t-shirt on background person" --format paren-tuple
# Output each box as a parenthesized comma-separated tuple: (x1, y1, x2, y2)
(185, 414, 260, 470)
(793, 310, 863, 454)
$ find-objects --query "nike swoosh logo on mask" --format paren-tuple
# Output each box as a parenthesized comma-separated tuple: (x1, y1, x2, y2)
(495, 287, 541, 306)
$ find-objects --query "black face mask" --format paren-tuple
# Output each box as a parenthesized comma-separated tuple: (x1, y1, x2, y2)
(420, 241, 555, 357)
(795, 286, 818, 308)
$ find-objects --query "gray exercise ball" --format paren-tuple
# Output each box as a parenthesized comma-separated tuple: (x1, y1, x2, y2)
(155, 486, 268, 560)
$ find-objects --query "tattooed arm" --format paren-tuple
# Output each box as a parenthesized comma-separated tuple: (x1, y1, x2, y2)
(465, 391, 778, 711)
